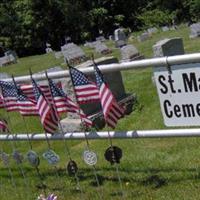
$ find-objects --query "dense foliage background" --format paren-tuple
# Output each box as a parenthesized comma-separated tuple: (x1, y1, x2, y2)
(0, 0, 200, 56)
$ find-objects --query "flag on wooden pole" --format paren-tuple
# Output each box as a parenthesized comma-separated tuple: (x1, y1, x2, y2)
(31, 78, 59, 134)
(93, 65, 125, 128)
(12, 77, 38, 116)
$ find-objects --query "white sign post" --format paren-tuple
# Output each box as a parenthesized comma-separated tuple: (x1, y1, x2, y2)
(154, 63, 200, 126)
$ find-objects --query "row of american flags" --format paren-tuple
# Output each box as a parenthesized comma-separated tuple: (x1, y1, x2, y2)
(0, 65, 125, 134)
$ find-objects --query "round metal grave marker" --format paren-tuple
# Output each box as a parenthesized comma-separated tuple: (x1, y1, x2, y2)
(42, 149, 60, 165)
(12, 150, 23, 164)
(83, 150, 97, 166)
(0, 152, 10, 167)
(67, 160, 78, 176)
(27, 150, 40, 167)
(104, 146, 122, 165)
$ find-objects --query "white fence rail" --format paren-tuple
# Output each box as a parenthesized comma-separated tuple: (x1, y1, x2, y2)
(1, 129, 200, 141)
(3, 53, 200, 83)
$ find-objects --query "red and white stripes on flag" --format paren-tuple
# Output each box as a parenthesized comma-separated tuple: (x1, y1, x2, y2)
(31, 79, 59, 134)
(20, 84, 51, 101)
(15, 87, 38, 116)
(0, 120, 8, 132)
(94, 65, 125, 128)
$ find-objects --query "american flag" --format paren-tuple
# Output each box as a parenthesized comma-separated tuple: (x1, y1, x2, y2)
(31, 78, 58, 134)
(0, 81, 19, 111)
(0, 120, 8, 132)
(20, 84, 51, 101)
(69, 66, 99, 104)
(94, 65, 125, 128)
(48, 78, 92, 127)
(14, 85, 38, 116)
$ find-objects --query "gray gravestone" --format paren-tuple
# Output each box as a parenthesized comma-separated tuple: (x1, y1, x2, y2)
(137, 32, 149, 42)
(153, 38, 184, 57)
(109, 35, 114, 40)
(60, 56, 135, 130)
(114, 28, 127, 47)
(152, 38, 185, 85)
(96, 36, 106, 42)
(45, 43, 53, 53)
(0, 54, 17, 67)
(61, 43, 87, 65)
(94, 42, 111, 55)
(54, 51, 63, 59)
(162, 26, 169, 32)
(189, 22, 200, 38)
(147, 27, 158, 34)
(120, 44, 144, 62)
(45, 47, 53, 53)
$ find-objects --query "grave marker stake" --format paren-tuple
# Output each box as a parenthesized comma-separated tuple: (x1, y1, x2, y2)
(29, 69, 72, 196)
(92, 56, 125, 198)
(45, 71, 83, 195)
(12, 75, 46, 194)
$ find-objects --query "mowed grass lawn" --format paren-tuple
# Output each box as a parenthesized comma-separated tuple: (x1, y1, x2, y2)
(1, 24, 200, 199)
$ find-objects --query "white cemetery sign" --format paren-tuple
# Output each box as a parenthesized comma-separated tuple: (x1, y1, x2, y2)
(154, 63, 200, 126)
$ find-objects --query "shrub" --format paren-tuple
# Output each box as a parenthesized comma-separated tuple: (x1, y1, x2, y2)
(137, 9, 175, 28)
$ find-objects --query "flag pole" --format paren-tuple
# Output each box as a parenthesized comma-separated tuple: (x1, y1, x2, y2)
(29, 69, 51, 150)
(12, 75, 46, 194)
(45, 71, 83, 195)
(12, 75, 33, 149)
(67, 60, 103, 198)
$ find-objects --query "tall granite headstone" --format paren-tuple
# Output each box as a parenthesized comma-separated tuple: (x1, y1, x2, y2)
(114, 28, 127, 47)
(153, 38, 184, 57)
(60, 56, 135, 131)
(152, 38, 185, 84)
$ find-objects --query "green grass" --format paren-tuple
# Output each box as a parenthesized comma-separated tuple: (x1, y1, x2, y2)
(1, 24, 200, 199)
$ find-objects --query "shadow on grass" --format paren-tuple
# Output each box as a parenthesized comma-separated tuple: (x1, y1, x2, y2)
(2, 165, 200, 190)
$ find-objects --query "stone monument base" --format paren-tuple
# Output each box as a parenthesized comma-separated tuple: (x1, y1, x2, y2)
(60, 118, 83, 132)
